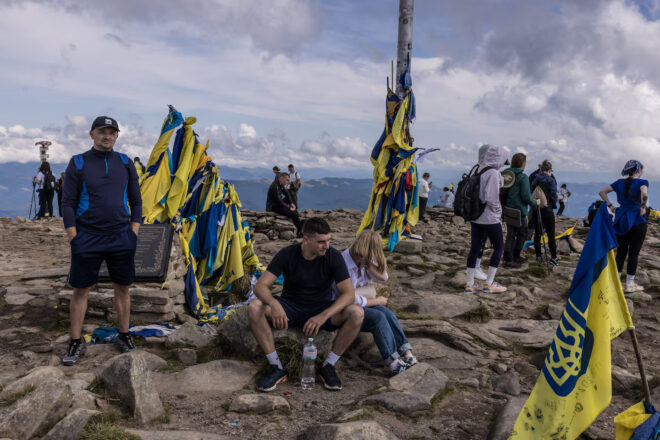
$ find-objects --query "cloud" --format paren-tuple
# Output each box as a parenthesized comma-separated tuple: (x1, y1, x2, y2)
(0, 185, 8, 191)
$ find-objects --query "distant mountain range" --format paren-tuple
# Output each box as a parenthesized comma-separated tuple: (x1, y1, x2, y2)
(1, 161, 657, 219)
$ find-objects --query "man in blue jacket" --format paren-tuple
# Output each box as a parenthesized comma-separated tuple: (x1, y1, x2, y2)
(61, 116, 142, 365)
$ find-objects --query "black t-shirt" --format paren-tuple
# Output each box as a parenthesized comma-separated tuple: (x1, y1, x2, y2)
(267, 243, 350, 307)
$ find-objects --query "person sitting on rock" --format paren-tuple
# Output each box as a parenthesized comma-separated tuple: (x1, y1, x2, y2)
(266, 172, 302, 237)
(248, 217, 364, 392)
(333, 230, 417, 376)
(598, 159, 649, 293)
(436, 186, 455, 209)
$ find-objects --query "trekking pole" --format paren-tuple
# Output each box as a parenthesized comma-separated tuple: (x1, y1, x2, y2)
(28, 180, 36, 219)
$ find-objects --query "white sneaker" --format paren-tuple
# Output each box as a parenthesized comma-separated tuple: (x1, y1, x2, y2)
(474, 267, 488, 281)
(623, 283, 644, 293)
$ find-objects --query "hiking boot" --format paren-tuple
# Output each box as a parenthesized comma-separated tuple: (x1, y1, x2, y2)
(624, 283, 644, 293)
(318, 363, 343, 391)
(515, 256, 528, 264)
(549, 258, 559, 267)
(482, 282, 507, 294)
(536, 256, 545, 264)
(504, 261, 522, 269)
(464, 284, 481, 294)
(62, 339, 86, 366)
(257, 365, 288, 392)
(115, 333, 136, 353)
(403, 354, 418, 367)
(474, 267, 488, 281)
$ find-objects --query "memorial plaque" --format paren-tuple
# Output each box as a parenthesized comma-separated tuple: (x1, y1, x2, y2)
(99, 224, 174, 282)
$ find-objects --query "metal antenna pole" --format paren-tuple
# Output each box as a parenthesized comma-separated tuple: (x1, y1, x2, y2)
(395, 0, 414, 98)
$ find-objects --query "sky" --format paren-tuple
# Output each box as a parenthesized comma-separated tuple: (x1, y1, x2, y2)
(2, 0, 660, 178)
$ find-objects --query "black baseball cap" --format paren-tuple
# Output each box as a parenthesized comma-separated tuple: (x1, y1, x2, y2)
(91, 116, 120, 132)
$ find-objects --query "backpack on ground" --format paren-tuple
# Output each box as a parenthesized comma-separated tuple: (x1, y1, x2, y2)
(43, 171, 57, 191)
(454, 164, 492, 221)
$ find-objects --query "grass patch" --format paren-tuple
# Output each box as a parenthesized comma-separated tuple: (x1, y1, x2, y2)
(460, 305, 492, 323)
(0, 385, 36, 406)
(151, 405, 171, 425)
(526, 263, 548, 279)
(533, 304, 549, 320)
(197, 333, 240, 363)
(277, 406, 292, 416)
(220, 402, 230, 411)
(431, 385, 455, 409)
(273, 338, 305, 380)
(79, 414, 140, 440)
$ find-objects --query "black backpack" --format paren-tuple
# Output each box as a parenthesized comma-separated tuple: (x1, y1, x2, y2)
(454, 165, 492, 221)
(43, 171, 57, 191)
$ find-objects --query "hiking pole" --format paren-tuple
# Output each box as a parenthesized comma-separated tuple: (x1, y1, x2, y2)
(28, 180, 37, 219)
(629, 327, 653, 410)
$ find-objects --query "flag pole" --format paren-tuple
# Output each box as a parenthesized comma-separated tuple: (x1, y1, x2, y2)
(395, 0, 414, 98)
(629, 327, 653, 409)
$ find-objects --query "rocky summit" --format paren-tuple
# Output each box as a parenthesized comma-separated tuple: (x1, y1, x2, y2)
(0, 208, 658, 439)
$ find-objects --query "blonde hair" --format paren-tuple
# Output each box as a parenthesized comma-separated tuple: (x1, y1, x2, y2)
(349, 230, 386, 272)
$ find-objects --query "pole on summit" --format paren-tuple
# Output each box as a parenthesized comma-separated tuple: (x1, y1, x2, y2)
(395, 0, 414, 98)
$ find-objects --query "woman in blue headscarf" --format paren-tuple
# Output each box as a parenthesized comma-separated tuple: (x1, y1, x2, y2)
(598, 160, 649, 293)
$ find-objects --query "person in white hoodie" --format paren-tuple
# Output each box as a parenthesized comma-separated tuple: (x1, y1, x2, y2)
(465, 144, 509, 293)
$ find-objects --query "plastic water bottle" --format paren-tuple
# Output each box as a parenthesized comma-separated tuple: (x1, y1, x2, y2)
(301, 338, 317, 390)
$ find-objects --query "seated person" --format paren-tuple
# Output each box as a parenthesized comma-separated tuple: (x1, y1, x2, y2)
(266, 173, 302, 237)
(248, 218, 364, 392)
(437, 187, 455, 209)
(334, 230, 417, 375)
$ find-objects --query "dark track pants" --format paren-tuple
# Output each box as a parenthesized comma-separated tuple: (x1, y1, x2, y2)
(616, 222, 647, 275)
(532, 207, 556, 259)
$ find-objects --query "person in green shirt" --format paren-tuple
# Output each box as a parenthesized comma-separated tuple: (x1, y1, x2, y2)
(503, 153, 539, 268)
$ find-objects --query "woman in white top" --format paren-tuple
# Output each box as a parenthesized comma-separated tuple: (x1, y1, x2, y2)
(334, 230, 417, 375)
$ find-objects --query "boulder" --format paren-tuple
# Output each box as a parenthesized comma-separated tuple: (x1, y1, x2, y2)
(154, 360, 257, 396)
(99, 352, 165, 424)
(0, 366, 64, 399)
(229, 393, 290, 414)
(279, 230, 295, 240)
(493, 372, 521, 396)
(42, 408, 99, 440)
(405, 337, 480, 370)
(416, 293, 481, 319)
(173, 348, 197, 365)
(302, 421, 399, 440)
(361, 363, 448, 416)
(394, 239, 423, 254)
(487, 396, 528, 440)
(0, 380, 73, 439)
(166, 322, 214, 348)
(448, 271, 468, 289)
(220, 307, 335, 359)
(127, 430, 234, 439)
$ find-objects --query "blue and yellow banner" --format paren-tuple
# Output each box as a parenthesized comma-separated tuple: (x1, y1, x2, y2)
(511, 204, 634, 439)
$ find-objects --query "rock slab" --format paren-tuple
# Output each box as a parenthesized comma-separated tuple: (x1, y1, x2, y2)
(42, 408, 100, 440)
(302, 421, 399, 440)
(166, 322, 214, 348)
(99, 351, 165, 424)
(154, 360, 258, 395)
(487, 396, 528, 440)
(229, 393, 290, 414)
(127, 430, 234, 440)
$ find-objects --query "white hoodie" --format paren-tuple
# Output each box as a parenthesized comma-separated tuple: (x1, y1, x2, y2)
(473, 144, 508, 225)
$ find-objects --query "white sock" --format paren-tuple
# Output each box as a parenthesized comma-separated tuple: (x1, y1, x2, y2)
(475, 258, 482, 269)
(466, 268, 475, 286)
(486, 266, 498, 286)
(626, 274, 635, 286)
(266, 351, 283, 369)
(323, 351, 340, 367)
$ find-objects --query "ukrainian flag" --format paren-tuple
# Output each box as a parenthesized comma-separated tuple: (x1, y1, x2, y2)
(511, 203, 634, 439)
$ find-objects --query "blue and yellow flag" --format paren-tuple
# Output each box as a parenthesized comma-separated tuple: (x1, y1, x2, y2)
(511, 204, 634, 439)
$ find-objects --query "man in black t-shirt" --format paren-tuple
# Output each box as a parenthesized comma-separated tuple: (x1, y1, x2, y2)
(248, 217, 363, 392)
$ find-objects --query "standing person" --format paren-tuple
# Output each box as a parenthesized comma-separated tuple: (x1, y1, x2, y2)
(598, 160, 649, 293)
(465, 144, 509, 293)
(61, 116, 142, 366)
(55, 172, 65, 217)
(531, 160, 559, 267)
(418, 173, 432, 221)
(334, 231, 417, 376)
(247, 218, 364, 392)
(502, 153, 538, 268)
(557, 184, 570, 216)
(133, 157, 145, 177)
(437, 187, 455, 209)
(266, 173, 302, 237)
(35, 161, 56, 218)
(272, 166, 280, 180)
(287, 164, 302, 208)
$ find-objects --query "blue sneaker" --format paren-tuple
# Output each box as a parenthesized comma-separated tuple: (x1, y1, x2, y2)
(257, 365, 288, 392)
